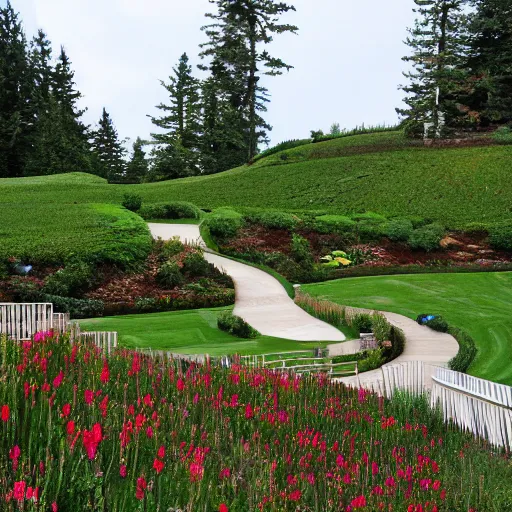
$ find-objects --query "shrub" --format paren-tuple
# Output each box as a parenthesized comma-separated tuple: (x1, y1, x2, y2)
(314, 215, 356, 235)
(417, 314, 449, 333)
(331, 352, 369, 364)
(43, 261, 96, 298)
(492, 126, 512, 145)
(488, 221, 512, 250)
(156, 261, 184, 288)
(122, 193, 143, 212)
(157, 237, 185, 260)
(352, 313, 373, 334)
(182, 251, 211, 277)
(371, 313, 391, 342)
(448, 327, 478, 373)
(408, 223, 445, 251)
(138, 201, 201, 220)
(204, 208, 244, 240)
(40, 293, 105, 319)
(252, 139, 311, 162)
(358, 349, 385, 373)
(217, 311, 260, 338)
(291, 234, 313, 265)
(386, 219, 414, 242)
(0, 261, 8, 280)
(246, 211, 299, 230)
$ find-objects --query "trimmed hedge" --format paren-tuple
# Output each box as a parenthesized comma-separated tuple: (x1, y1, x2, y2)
(245, 210, 300, 230)
(40, 293, 105, 319)
(408, 223, 445, 251)
(217, 311, 260, 339)
(204, 208, 244, 240)
(138, 201, 201, 220)
(488, 221, 512, 250)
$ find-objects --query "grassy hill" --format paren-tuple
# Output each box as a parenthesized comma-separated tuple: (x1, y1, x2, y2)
(0, 131, 511, 228)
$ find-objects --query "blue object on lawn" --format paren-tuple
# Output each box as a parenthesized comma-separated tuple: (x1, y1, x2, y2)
(14, 263, 32, 275)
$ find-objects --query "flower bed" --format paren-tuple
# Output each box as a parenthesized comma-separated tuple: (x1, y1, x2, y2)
(0, 332, 510, 510)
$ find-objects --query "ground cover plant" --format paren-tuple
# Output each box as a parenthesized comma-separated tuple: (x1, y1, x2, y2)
(0, 331, 511, 511)
(1, 131, 512, 228)
(302, 272, 512, 385)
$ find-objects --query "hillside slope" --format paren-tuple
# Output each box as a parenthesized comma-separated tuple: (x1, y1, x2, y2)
(1, 132, 511, 228)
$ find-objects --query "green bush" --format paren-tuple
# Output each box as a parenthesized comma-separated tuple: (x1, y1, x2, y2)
(371, 313, 391, 342)
(331, 352, 369, 364)
(246, 211, 299, 230)
(424, 316, 449, 333)
(488, 221, 512, 250)
(448, 327, 478, 373)
(388, 326, 406, 361)
(291, 234, 313, 265)
(40, 293, 105, 319)
(138, 201, 201, 220)
(182, 251, 211, 277)
(492, 126, 512, 145)
(408, 223, 445, 251)
(386, 219, 414, 241)
(158, 237, 185, 260)
(252, 139, 311, 162)
(217, 311, 260, 339)
(43, 261, 96, 298)
(352, 313, 373, 334)
(156, 261, 184, 288)
(314, 215, 356, 235)
(358, 349, 385, 373)
(122, 193, 143, 212)
(204, 208, 244, 240)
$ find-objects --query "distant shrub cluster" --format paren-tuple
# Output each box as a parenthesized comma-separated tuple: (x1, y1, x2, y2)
(252, 138, 312, 162)
(311, 124, 400, 143)
(217, 311, 260, 338)
(138, 201, 201, 220)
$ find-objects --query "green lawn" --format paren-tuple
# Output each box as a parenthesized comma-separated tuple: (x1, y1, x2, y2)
(1, 132, 511, 228)
(79, 307, 331, 356)
(302, 272, 512, 385)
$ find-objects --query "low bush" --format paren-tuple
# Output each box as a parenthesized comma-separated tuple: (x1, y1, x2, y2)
(40, 293, 105, 319)
(387, 325, 406, 362)
(419, 315, 450, 333)
(138, 201, 201, 220)
(371, 313, 391, 342)
(158, 237, 185, 260)
(245, 210, 300, 230)
(448, 326, 478, 373)
(352, 313, 373, 334)
(252, 138, 311, 162)
(331, 351, 369, 364)
(492, 126, 512, 145)
(488, 221, 512, 250)
(182, 250, 212, 277)
(386, 219, 414, 241)
(408, 223, 445, 251)
(43, 261, 96, 298)
(314, 215, 356, 235)
(217, 311, 260, 338)
(291, 234, 314, 265)
(204, 208, 244, 240)
(156, 262, 184, 288)
(358, 348, 385, 373)
(122, 193, 143, 212)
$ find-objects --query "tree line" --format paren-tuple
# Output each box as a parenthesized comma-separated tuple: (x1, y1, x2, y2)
(398, 0, 512, 138)
(0, 1, 297, 182)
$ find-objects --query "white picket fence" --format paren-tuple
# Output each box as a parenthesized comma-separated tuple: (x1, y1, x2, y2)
(375, 361, 512, 450)
(80, 331, 118, 354)
(52, 312, 71, 334)
(0, 303, 53, 340)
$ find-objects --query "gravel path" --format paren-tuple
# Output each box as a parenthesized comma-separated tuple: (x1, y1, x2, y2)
(147, 223, 346, 342)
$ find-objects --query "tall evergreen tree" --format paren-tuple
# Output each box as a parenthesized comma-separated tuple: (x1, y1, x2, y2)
(91, 108, 126, 181)
(0, 2, 33, 177)
(30, 29, 52, 106)
(125, 137, 148, 183)
(150, 53, 202, 179)
(465, 0, 512, 124)
(397, 0, 470, 137)
(200, 0, 298, 161)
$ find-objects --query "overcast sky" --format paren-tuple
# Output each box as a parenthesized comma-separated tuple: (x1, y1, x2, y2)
(7, 0, 415, 149)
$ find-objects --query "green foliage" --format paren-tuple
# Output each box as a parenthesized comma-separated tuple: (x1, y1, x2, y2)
(448, 327, 478, 373)
(386, 219, 414, 241)
(158, 237, 185, 260)
(408, 223, 445, 251)
(358, 348, 385, 373)
(40, 293, 105, 319)
(217, 311, 260, 339)
(424, 316, 450, 333)
(290, 234, 313, 265)
(43, 261, 95, 298)
(122, 193, 142, 212)
(314, 215, 356, 234)
(371, 313, 391, 342)
(488, 221, 512, 250)
(492, 126, 512, 145)
(311, 124, 399, 143)
(245, 210, 300, 230)
(156, 261, 184, 288)
(182, 250, 211, 277)
(252, 139, 312, 162)
(204, 208, 244, 240)
(139, 201, 201, 220)
(352, 313, 374, 334)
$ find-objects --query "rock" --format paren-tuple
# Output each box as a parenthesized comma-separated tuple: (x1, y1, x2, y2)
(478, 249, 494, 255)
(467, 245, 481, 250)
(440, 236, 464, 249)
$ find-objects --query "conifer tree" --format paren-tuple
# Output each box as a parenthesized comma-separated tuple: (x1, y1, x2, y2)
(0, 2, 33, 177)
(397, 0, 470, 137)
(466, 0, 512, 124)
(91, 108, 126, 181)
(125, 137, 148, 183)
(30, 29, 53, 106)
(200, 0, 298, 161)
(150, 53, 202, 179)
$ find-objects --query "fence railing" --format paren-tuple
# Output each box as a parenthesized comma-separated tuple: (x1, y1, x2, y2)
(0, 303, 53, 340)
(52, 312, 71, 334)
(70, 322, 118, 354)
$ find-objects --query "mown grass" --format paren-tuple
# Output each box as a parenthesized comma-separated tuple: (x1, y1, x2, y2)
(79, 307, 330, 356)
(302, 272, 512, 385)
(0, 202, 152, 266)
(1, 133, 511, 228)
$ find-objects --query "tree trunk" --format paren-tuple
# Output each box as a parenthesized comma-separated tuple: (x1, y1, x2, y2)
(247, 17, 258, 162)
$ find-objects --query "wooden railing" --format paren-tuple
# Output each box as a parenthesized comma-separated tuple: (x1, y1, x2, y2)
(0, 303, 53, 340)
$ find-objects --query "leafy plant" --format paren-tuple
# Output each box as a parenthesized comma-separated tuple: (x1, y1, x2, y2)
(408, 223, 445, 251)
(157, 237, 185, 260)
(122, 193, 143, 212)
(217, 311, 260, 338)
(43, 261, 96, 298)
(245, 210, 300, 230)
(182, 251, 211, 277)
(386, 219, 414, 241)
(352, 313, 373, 334)
(488, 221, 512, 250)
(358, 348, 385, 373)
(204, 208, 244, 240)
(492, 126, 512, 145)
(156, 261, 184, 288)
(291, 234, 313, 265)
(138, 201, 201, 220)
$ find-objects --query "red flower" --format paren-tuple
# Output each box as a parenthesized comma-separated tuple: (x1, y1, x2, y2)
(289, 489, 301, 501)
(189, 462, 204, 482)
(82, 423, 102, 460)
(100, 362, 110, 383)
(219, 468, 230, 480)
(120, 465, 127, 478)
(143, 394, 152, 407)
(245, 403, 253, 419)
(1, 404, 9, 422)
(157, 445, 165, 458)
(350, 495, 367, 509)
(66, 420, 75, 436)
(84, 390, 94, 405)
(51, 502, 58, 512)
(61, 403, 71, 418)
(177, 378, 185, 391)
(153, 458, 165, 474)
(136, 477, 147, 500)
(219, 505, 228, 512)
(13, 481, 26, 501)
(53, 370, 64, 388)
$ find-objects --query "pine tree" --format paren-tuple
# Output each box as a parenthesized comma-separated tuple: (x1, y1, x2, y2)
(0, 2, 34, 177)
(125, 137, 148, 183)
(150, 53, 202, 179)
(91, 108, 126, 181)
(200, 0, 298, 161)
(30, 29, 53, 106)
(466, 0, 512, 124)
(397, 0, 470, 138)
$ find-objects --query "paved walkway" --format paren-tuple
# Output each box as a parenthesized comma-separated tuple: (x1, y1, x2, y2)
(147, 223, 345, 342)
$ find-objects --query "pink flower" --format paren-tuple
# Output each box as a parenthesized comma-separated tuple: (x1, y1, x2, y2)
(51, 502, 58, 512)
(61, 403, 71, 418)
(219, 468, 230, 480)
(100, 362, 110, 383)
(84, 390, 94, 405)
(153, 458, 165, 474)
(350, 495, 367, 509)
(53, 371, 64, 388)
(13, 481, 26, 501)
(289, 489, 301, 501)
(1, 404, 9, 422)
(177, 378, 185, 391)
(157, 445, 165, 458)
(120, 465, 127, 478)
(219, 505, 228, 512)
(189, 462, 204, 482)
(136, 477, 147, 500)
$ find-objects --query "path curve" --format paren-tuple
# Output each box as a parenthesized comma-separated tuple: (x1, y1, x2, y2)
(147, 223, 345, 342)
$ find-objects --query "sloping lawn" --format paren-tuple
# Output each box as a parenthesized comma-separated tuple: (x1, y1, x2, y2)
(79, 307, 329, 356)
(303, 272, 512, 385)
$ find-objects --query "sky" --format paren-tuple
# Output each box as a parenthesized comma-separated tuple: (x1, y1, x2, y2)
(7, 0, 416, 149)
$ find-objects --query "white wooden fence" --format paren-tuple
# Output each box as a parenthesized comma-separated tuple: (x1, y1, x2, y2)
(52, 313, 71, 334)
(80, 331, 118, 354)
(0, 303, 53, 340)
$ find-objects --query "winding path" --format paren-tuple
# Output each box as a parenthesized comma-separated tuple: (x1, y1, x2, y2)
(147, 223, 345, 342)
